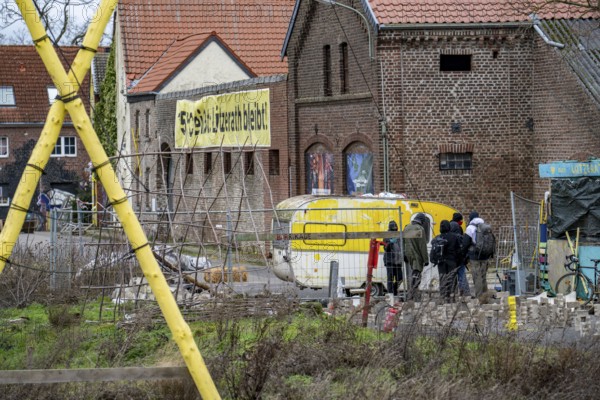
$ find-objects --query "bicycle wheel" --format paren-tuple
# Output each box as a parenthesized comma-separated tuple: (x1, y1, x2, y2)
(555, 272, 593, 302)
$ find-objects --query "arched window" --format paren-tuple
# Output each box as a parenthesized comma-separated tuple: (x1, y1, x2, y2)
(305, 143, 334, 195)
(344, 142, 373, 195)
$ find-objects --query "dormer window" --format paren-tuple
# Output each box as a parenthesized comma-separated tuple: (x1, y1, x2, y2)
(47, 86, 58, 104)
(0, 86, 16, 106)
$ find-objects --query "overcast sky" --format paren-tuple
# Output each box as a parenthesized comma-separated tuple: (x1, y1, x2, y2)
(1, 0, 113, 45)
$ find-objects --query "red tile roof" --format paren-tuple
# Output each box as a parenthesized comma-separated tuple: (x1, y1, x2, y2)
(367, 0, 598, 25)
(130, 32, 254, 94)
(0, 46, 91, 123)
(118, 0, 295, 89)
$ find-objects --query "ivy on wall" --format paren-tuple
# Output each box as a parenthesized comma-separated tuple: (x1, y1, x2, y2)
(93, 42, 117, 158)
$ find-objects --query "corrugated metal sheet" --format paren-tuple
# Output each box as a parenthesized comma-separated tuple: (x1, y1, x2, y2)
(538, 19, 600, 106)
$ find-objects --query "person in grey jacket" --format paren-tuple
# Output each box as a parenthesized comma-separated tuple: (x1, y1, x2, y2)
(403, 213, 429, 301)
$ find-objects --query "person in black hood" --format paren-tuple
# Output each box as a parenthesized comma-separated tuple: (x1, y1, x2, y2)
(382, 220, 403, 296)
(434, 220, 461, 303)
(450, 220, 471, 297)
(452, 213, 464, 233)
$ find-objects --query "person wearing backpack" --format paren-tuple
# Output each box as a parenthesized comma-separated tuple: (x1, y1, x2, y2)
(450, 218, 471, 297)
(383, 220, 403, 296)
(465, 211, 496, 298)
(403, 213, 429, 301)
(432, 220, 461, 303)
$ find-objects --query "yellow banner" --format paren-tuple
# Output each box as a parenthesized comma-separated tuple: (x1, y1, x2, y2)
(175, 89, 270, 148)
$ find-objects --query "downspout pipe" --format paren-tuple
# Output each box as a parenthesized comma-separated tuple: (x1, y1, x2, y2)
(531, 14, 565, 49)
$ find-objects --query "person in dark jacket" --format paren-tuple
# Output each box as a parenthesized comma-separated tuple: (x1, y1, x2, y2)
(382, 220, 402, 296)
(450, 220, 471, 297)
(435, 220, 461, 303)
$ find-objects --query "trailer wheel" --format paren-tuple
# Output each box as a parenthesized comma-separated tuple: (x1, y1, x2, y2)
(363, 282, 384, 297)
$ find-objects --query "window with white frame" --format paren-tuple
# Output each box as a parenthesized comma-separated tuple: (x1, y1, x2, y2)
(0, 137, 8, 157)
(0, 184, 9, 206)
(51, 136, 77, 157)
(0, 86, 16, 106)
(47, 86, 58, 104)
(439, 152, 473, 170)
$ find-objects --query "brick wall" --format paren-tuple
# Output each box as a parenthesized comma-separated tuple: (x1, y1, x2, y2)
(287, 0, 381, 197)
(380, 30, 536, 228)
(286, 0, 539, 228)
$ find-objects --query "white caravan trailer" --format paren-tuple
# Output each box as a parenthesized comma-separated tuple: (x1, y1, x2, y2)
(271, 195, 458, 296)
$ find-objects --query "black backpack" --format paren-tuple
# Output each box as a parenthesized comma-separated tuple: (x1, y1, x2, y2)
(384, 239, 403, 266)
(474, 223, 496, 259)
(429, 235, 447, 266)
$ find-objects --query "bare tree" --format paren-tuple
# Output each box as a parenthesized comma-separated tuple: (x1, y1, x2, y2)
(0, 0, 111, 45)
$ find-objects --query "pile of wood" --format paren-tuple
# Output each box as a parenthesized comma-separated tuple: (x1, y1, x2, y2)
(203, 267, 248, 283)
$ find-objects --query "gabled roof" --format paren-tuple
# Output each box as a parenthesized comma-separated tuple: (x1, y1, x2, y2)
(118, 0, 295, 88)
(0, 46, 91, 124)
(537, 18, 600, 106)
(129, 32, 255, 95)
(282, 0, 599, 57)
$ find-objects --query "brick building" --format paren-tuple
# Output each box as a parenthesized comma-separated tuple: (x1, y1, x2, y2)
(0, 46, 94, 222)
(282, 0, 600, 228)
(115, 0, 294, 240)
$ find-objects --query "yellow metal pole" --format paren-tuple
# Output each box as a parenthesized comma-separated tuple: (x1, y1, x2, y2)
(14, 1, 221, 398)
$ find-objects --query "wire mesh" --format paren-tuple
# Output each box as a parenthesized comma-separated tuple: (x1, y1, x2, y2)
(507, 192, 541, 294)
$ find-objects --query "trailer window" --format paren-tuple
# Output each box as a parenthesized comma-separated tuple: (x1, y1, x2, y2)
(303, 222, 346, 247)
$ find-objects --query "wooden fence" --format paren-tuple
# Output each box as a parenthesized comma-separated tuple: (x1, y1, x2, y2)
(0, 367, 189, 384)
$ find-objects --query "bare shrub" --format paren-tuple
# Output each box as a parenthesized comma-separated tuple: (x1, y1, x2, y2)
(0, 241, 93, 308)
(0, 249, 49, 308)
(153, 376, 201, 400)
(47, 304, 81, 328)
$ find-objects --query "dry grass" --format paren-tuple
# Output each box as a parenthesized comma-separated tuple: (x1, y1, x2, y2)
(3, 296, 600, 399)
(3, 246, 600, 399)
